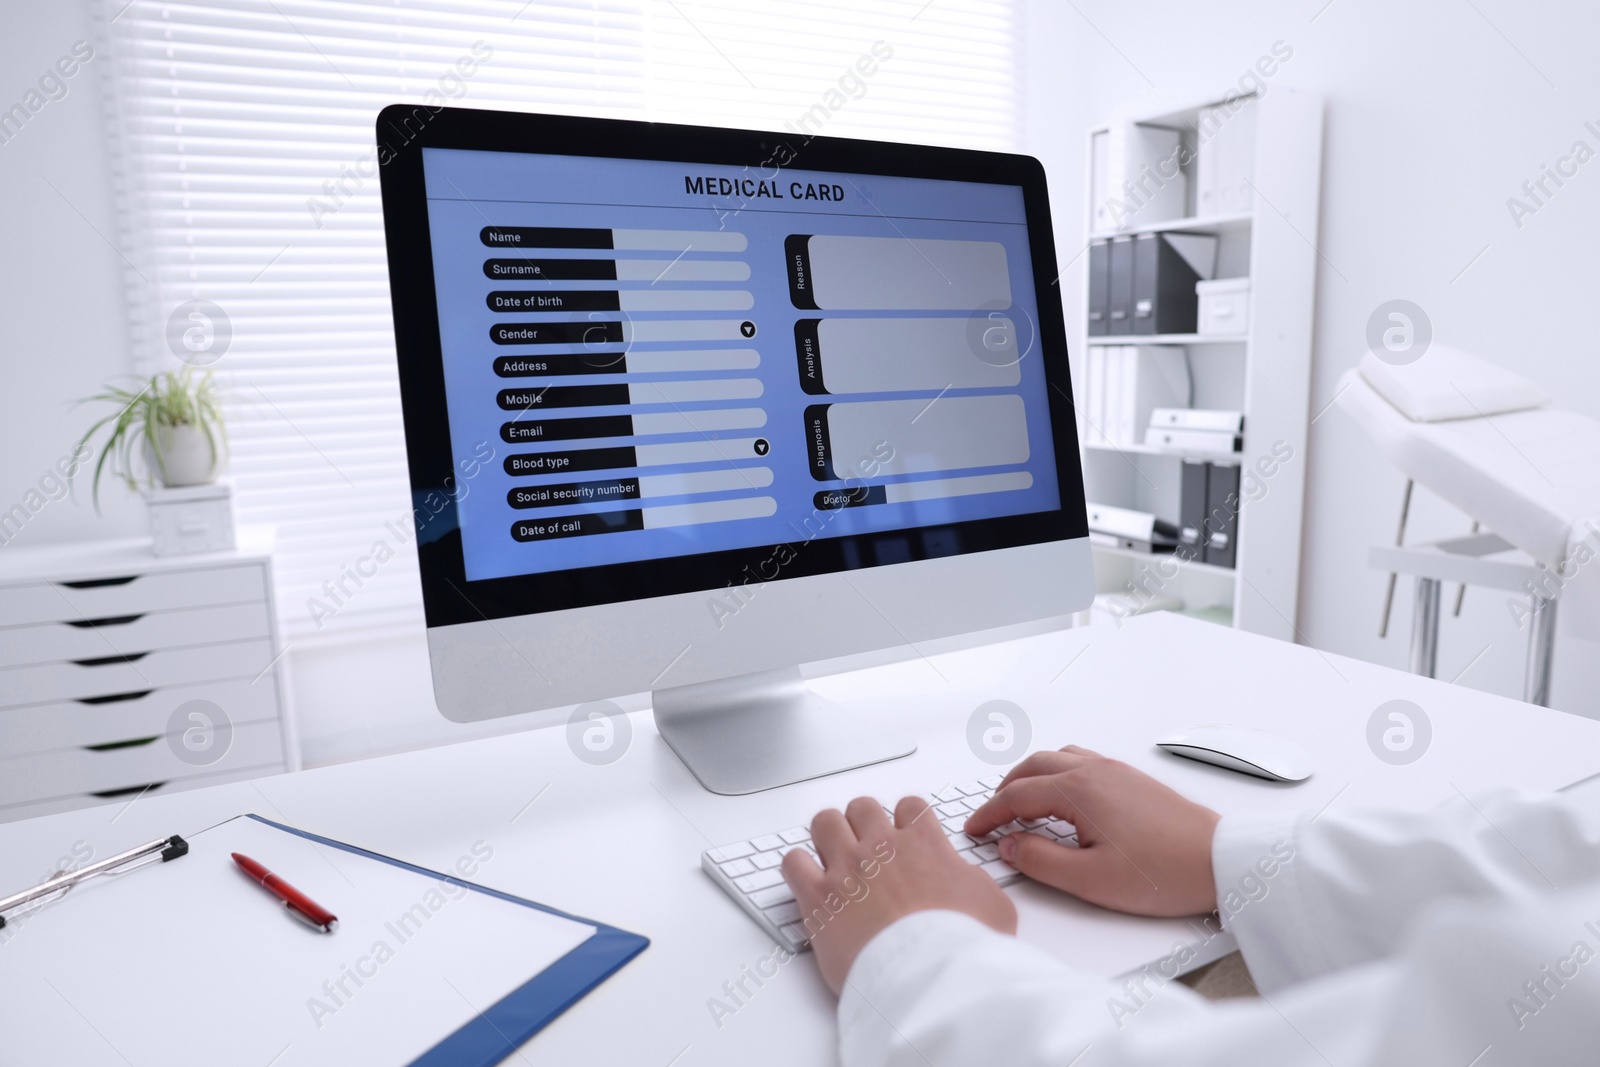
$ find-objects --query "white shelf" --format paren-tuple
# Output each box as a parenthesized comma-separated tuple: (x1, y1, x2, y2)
(1091, 211, 1253, 238)
(1089, 541, 1237, 577)
(1085, 333, 1246, 346)
(1080, 90, 1323, 643)
(1084, 441, 1243, 466)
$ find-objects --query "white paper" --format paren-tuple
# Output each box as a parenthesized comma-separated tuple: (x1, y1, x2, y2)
(0, 816, 598, 1066)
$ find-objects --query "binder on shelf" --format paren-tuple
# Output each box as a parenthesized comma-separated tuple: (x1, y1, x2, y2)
(1087, 502, 1179, 546)
(1150, 407, 1244, 433)
(1086, 347, 1107, 441)
(1132, 232, 1219, 336)
(1178, 461, 1209, 561)
(1195, 100, 1257, 216)
(1204, 463, 1242, 569)
(1107, 235, 1135, 335)
(1111, 346, 1189, 447)
(1088, 238, 1111, 335)
(1102, 123, 1188, 230)
(1144, 426, 1242, 456)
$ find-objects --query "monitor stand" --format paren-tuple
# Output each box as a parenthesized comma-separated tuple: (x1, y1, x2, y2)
(652, 666, 916, 795)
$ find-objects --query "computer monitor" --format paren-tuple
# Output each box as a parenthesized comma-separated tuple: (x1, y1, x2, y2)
(377, 106, 1092, 794)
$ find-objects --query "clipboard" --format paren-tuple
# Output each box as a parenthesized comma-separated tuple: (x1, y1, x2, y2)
(0, 814, 649, 1066)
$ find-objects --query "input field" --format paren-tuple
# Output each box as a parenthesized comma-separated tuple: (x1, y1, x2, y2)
(628, 379, 763, 404)
(614, 229, 748, 252)
(626, 348, 760, 373)
(788, 234, 1012, 310)
(887, 470, 1033, 502)
(643, 495, 777, 529)
(638, 466, 774, 497)
(808, 394, 1029, 481)
(815, 471, 1034, 511)
(479, 227, 747, 252)
(626, 320, 760, 343)
(616, 260, 751, 282)
(799, 317, 1021, 394)
(632, 407, 767, 435)
(619, 290, 754, 311)
(636, 438, 767, 466)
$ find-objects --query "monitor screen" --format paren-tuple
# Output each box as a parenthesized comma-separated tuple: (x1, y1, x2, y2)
(379, 109, 1084, 626)
(420, 147, 1062, 584)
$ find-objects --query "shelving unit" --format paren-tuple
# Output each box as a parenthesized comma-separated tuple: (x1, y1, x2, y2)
(1079, 90, 1324, 640)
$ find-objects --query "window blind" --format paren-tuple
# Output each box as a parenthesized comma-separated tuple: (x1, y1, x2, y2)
(98, 0, 1020, 642)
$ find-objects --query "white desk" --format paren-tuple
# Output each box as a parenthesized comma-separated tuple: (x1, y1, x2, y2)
(4, 613, 1600, 1065)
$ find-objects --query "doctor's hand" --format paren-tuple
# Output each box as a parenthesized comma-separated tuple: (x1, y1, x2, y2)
(781, 795, 1016, 995)
(964, 746, 1221, 917)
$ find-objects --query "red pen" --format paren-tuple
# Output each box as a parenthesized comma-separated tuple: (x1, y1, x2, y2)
(232, 853, 338, 933)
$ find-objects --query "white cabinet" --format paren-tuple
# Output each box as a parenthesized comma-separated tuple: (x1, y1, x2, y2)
(0, 531, 296, 821)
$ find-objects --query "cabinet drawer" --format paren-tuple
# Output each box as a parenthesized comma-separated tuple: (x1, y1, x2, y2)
(0, 564, 266, 627)
(0, 602, 272, 668)
(0, 764, 276, 823)
(0, 640, 275, 709)
(0, 719, 285, 806)
(0, 677, 280, 754)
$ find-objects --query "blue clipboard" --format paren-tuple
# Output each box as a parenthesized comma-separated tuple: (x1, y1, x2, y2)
(247, 814, 649, 1067)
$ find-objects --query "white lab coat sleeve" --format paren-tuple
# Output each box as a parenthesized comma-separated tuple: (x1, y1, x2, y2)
(1211, 787, 1600, 993)
(838, 894, 1600, 1067)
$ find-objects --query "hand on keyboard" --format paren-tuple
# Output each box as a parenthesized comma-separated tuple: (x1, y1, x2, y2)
(779, 795, 1017, 994)
(963, 745, 1222, 917)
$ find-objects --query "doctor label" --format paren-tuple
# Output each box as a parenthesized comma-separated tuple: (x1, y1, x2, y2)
(166, 699, 234, 766)
(566, 700, 632, 765)
(966, 699, 1031, 765)
(1366, 699, 1432, 765)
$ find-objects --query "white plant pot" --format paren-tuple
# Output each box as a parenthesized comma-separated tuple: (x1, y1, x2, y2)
(146, 424, 221, 488)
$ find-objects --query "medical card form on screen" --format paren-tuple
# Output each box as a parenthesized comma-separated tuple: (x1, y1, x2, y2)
(420, 149, 1062, 582)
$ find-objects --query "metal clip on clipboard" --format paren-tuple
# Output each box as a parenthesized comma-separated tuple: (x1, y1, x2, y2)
(0, 835, 188, 928)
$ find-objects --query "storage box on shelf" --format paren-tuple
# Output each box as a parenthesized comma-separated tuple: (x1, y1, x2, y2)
(0, 529, 296, 822)
(1079, 90, 1322, 639)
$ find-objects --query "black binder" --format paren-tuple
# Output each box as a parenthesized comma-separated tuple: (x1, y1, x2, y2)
(1107, 235, 1135, 336)
(1088, 238, 1110, 336)
(1203, 462, 1241, 569)
(1177, 460, 1208, 562)
(1132, 232, 1216, 335)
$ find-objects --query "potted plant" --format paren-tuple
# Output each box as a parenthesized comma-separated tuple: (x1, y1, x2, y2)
(73, 366, 227, 511)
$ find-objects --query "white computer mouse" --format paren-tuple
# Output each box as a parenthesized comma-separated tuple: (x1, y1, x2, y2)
(1155, 724, 1313, 783)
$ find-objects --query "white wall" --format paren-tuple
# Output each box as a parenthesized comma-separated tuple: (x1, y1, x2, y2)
(0, 0, 145, 546)
(1021, 0, 1600, 716)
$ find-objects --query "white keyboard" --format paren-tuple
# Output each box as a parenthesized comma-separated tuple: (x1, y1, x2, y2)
(701, 775, 1078, 952)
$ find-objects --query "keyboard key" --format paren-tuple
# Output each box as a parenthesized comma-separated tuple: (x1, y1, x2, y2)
(710, 841, 755, 863)
(735, 868, 785, 893)
(780, 921, 809, 945)
(751, 850, 784, 870)
(936, 801, 968, 818)
(750, 883, 795, 908)
(980, 774, 1003, 789)
(1046, 820, 1075, 838)
(933, 786, 965, 803)
(719, 858, 756, 878)
(955, 780, 986, 796)
(979, 859, 1014, 880)
(946, 832, 978, 852)
(751, 834, 786, 853)
(779, 828, 811, 844)
(961, 849, 986, 865)
(764, 901, 802, 925)
(973, 843, 1001, 862)
(961, 797, 987, 813)
(997, 820, 1025, 836)
(1020, 818, 1048, 828)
